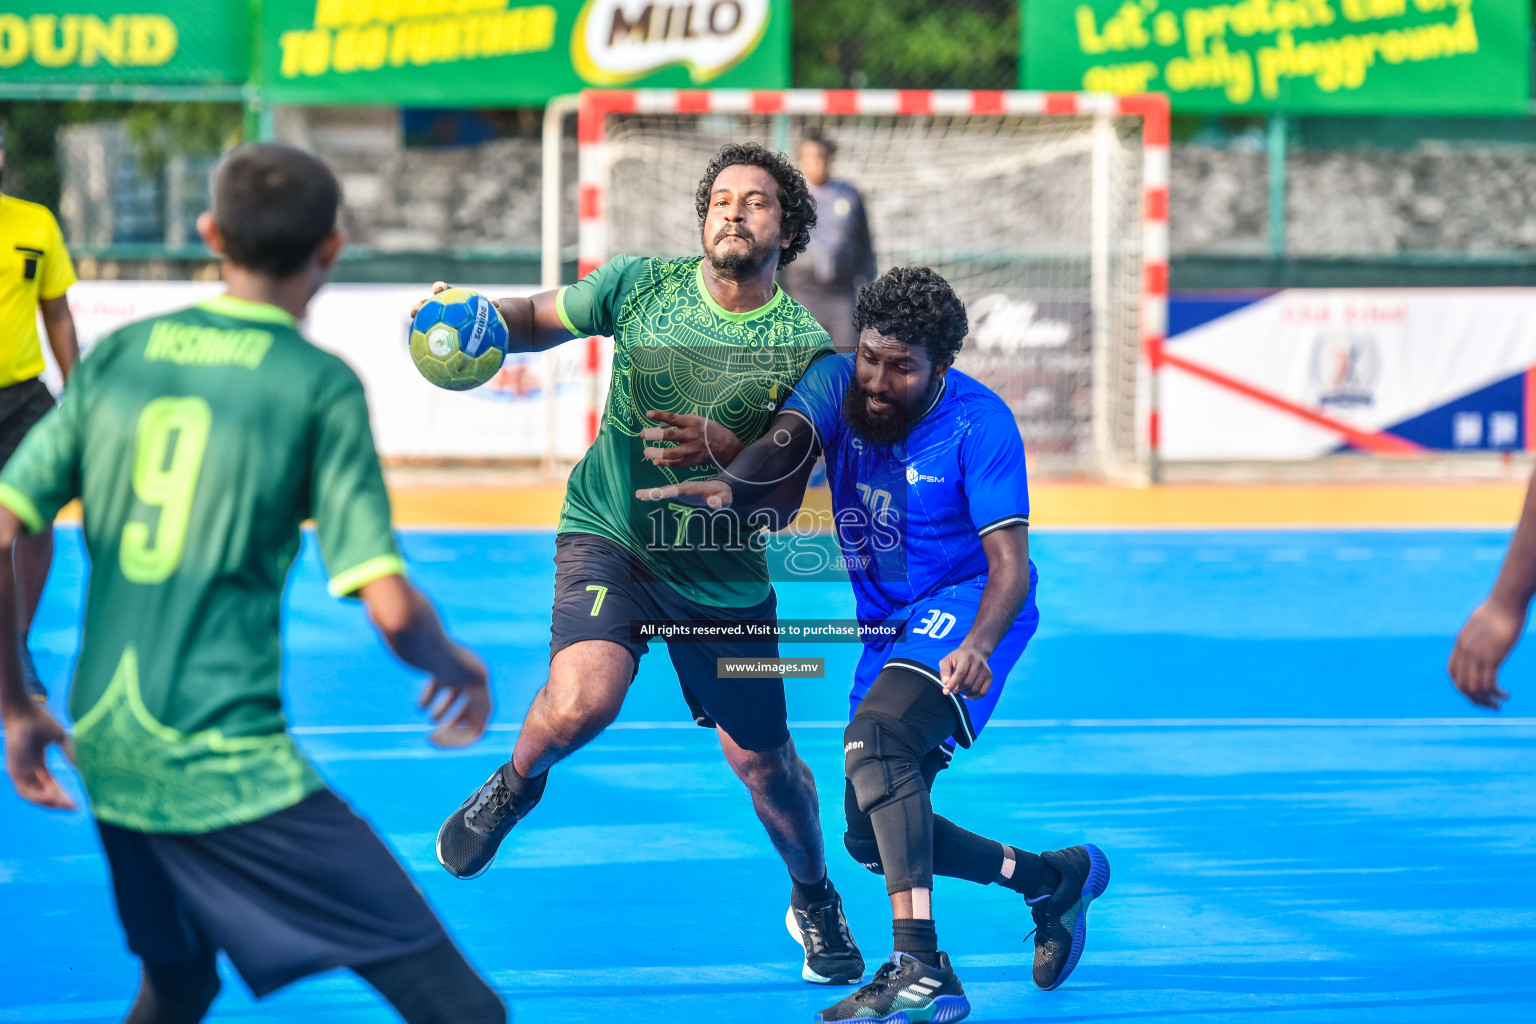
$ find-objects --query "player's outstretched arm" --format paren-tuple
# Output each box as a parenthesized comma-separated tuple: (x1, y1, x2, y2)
(411, 282, 577, 353)
(940, 524, 1031, 700)
(1448, 467, 1536, 710)
(359, 574, 493, 747)
(0, 507, 75, 811)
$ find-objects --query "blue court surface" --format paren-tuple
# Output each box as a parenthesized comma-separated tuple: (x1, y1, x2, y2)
(3, 527, 1535, 1023)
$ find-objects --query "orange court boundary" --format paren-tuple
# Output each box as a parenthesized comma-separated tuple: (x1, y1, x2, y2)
(43, 481, 1529, 531)
(375, 481, 1529, 531)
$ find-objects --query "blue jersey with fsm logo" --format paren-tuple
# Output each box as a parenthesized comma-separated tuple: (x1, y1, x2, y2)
(781, 352, 1034, 622)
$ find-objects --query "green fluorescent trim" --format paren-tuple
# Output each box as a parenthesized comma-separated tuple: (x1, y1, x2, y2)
(695, 262, 784, 322)
(554, 287, 581, 335)
(328, 554, 406, 597)
(0, 484, 44, 534)
(197, 295, 299, 328)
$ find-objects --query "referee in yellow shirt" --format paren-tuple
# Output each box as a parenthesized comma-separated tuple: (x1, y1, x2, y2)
(0, 125, 79, 701)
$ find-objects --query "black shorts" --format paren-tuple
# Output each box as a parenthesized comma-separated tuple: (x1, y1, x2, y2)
(0, 376, 54, 467)
(96, 789, 446, 998)
(550, 531, 789, 752)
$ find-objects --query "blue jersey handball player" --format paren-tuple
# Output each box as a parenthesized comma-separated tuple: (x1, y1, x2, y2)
(641, 267, 1110, 1024)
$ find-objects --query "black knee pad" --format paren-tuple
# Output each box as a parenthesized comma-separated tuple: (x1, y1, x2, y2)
(844, 717, 892, 814)
(844, 831, 884, 874)
(844, 715, 926, 816)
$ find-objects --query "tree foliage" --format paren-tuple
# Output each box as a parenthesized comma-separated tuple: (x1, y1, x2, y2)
(793, 0, 1019, 90)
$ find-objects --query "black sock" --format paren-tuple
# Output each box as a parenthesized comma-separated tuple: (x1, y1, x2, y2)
(791, 871, 836, 909)
(892, 918, 939, 967)
(997, 846, 1060, 900)
(498, 762, 547, 804)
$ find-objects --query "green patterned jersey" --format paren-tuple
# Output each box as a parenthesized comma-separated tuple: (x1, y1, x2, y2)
(556, 256, 834, 608)
(0, 296, 403, 834)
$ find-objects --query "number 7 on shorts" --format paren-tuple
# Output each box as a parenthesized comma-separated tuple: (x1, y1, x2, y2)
(585, 584, 608, 616)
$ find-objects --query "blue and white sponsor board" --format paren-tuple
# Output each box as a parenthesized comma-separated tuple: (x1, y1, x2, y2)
(1163, 289, 1536, 460)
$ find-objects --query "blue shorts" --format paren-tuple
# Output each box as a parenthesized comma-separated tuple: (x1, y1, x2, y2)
(850, 576, 1039, 749)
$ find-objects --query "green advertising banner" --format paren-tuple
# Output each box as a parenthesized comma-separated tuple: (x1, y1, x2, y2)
(260, 0, 790, 105)
(1023, 0, 1531, 114)
(0, 0, 250, 82)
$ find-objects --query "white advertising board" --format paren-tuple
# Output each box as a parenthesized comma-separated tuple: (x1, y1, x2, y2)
(45, 281, 603, 462)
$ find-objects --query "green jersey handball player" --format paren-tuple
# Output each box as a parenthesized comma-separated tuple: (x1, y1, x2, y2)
(425, 143, 868, 986)
(0, 145, 505, 1024)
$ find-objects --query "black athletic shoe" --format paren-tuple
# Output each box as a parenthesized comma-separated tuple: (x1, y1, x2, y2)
(786, 891, 866, 984)
(435, 763, 545, 879)
(814, 952, 970, 1023)
(1030, 843, 1111, 990)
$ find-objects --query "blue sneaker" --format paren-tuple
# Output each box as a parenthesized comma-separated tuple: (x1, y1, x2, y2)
(814, 952, 969, 1023)
(1031, 843, 1110, 990)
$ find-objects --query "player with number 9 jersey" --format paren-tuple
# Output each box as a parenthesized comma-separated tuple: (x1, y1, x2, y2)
(0, 293, 399, 833)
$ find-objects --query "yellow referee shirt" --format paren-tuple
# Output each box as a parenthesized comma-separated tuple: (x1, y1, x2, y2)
(0, 195, 76, 388)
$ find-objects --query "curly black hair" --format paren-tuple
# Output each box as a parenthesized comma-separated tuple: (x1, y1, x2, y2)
(694, 142, 816, 266)
(853, 266, 969, 366)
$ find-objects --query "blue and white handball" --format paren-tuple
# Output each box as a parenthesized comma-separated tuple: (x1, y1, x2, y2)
(409, 288, 509, 391)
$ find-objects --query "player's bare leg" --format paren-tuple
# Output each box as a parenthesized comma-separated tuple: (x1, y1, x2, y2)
(437, 640, 632, 878)
(720, 729, 865, 985)
(513, 639, 635, 777)
(718, 728, 826, 884)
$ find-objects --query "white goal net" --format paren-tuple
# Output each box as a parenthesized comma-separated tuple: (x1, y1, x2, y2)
(567, 90, 1168, 480)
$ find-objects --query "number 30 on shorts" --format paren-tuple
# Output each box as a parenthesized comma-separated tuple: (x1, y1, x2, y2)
(911, 607, 956, 639)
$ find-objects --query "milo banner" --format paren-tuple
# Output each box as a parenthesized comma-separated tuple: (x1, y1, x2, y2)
(261, 0, 790, 105)
(1023, 0, 1530, 113)
(0, 0, 250, 81)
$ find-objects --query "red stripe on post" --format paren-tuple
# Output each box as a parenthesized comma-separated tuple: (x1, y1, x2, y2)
(1043, 93, 1079, 115)
(750, 91, 785, 113)
(1143, 334, 1165, 371)
(674, 91, 711, 114)
(578, 185, 602, 222)
(1116, 93, 1171, 146)
(896, 90, 932, 115)
(577, 90, 637, 143)
(578, 260, 600, 277)
(1144, 260, 1169, 296)
(970, 90, 1006, 115)
(1148, 408, 1161, 450)
(824, 90, 860, 114)
(1144, 187, 1170, 222)
(1526, 367, 1536, 450)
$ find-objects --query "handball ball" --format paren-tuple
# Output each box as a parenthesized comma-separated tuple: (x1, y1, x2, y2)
(409, 288, 508, 391)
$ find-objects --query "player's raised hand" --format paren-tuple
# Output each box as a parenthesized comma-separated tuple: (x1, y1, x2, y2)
(642, 410, 745, 468)
(2, 705, 77, 811)
(1449, 598, 1521, 710)
(409, 281, 503, 319)
(635, 479, 735, 508)
(419, 645, 493, 748)
(939, 643, 992, 699)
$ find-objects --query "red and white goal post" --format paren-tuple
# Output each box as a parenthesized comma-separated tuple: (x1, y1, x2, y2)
(551, 89, 1168, 481)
